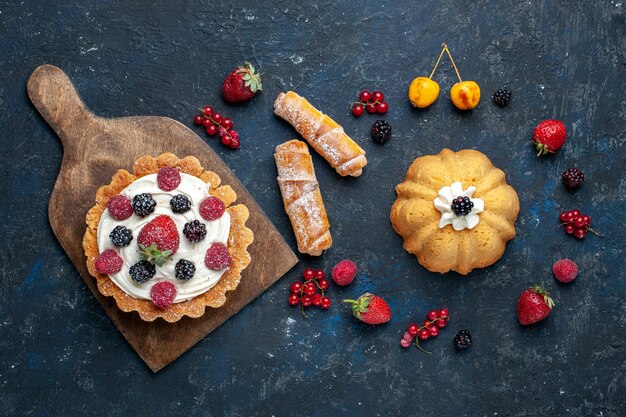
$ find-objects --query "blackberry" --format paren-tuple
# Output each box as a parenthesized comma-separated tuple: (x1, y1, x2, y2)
(562, 168, 585, 190)
(451, 196, 474, 216)
(371, 120, 392, 144)
(175, 259, 195, 280)
(183, 220, 207, 242)
(492, 89, 512, 107)
(170, 194, 191, 213)
(109, 225, 133, 247)
(129, 260, 156, 284)
(454, 329, 472, 350)
(132, 193, 156, 217)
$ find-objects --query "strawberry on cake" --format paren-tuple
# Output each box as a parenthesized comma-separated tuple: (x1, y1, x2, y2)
(83, 153, 253, 322)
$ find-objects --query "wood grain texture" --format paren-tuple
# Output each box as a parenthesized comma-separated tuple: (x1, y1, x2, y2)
(26, 64, 298, 372)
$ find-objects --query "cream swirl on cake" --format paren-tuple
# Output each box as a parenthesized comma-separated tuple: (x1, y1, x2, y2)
(97, 173, 230, 303)
(434, 182, 484, 231)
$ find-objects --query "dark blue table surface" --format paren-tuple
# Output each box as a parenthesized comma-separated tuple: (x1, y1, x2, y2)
(1, 1, 625, 416)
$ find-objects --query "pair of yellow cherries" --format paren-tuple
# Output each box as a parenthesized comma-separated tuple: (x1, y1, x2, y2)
(408, 43, 480, 110)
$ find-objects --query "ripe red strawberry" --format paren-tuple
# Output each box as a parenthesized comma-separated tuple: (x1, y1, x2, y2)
(221, 62, 262, 103)
(344, 293, 391, 325)
(516, 285, 555, 325)
(137, 215, 179, 266)
(532, 119, 567, 156)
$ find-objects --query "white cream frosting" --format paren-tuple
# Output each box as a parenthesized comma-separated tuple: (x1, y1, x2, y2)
(97, 173, 230, 303)
(434, 182, 484, 231)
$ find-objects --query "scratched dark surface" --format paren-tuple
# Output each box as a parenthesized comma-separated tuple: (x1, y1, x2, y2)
(1, 1, 625, 416)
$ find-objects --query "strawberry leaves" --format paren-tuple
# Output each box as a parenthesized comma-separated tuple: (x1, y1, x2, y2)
(139, 242, 173, 267)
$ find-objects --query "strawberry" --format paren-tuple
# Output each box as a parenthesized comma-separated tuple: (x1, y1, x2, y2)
(221, 62, 262, 103)
(532, 119, 567, 156)
(344, 293, 391, 325)
(516, 285, 555, 325)
(137, 214, 179, 267)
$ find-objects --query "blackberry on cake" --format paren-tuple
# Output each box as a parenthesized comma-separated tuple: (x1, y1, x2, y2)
(170, 194, 191, 213)
(132, 193, 156, 217)
(109, 225, 133, 247)
(183, 220, 207, 242)
(129, 260, 156, 284)
(175, 259, 196, 281)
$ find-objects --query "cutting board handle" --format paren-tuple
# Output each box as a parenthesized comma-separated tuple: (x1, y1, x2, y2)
(27, 64, 94, 148)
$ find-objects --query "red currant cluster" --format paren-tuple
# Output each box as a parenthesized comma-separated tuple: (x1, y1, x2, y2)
(351, 90, 388, 116)
(400, 308, 449, 353)
(559, 209, 600, 240)
(288, 268, 331, 315)
(193, 106, 240, 149)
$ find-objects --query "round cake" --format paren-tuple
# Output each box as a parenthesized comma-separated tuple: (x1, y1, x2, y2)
(390, 148, 519, 275)
(83, 153, 253, 322)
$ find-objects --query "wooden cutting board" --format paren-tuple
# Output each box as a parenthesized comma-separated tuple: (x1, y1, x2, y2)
(27, 64, 298, 372)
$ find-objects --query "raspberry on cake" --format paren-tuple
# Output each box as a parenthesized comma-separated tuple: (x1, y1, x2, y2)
(83, 153, 254, 323)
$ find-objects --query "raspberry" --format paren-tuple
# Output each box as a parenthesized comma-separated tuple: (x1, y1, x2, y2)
(129, 260, 156, 284)
(157, 167, 181, 191)
(183, 220, 207, 242)
(552, 259, 578, 283)
(109, 225, 133, 247)
(170, 194, 191, 213)
(95, 249, 123, 275)
(204, 243, 232, 271)
(331, 259, 358, 286)
(150, 281, 177, 309)
(175, 259, 195, 280)
(107, 195, 133, 220)
(132, 193, 156, 217)
(200, 196, 225, 221)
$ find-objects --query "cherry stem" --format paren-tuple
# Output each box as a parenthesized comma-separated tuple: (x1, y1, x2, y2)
(429, 46, 447, 80)
(559, 222, 603, 236)
(412, 315, 448, 354)
(442, 43, 463, 83)
(415, 341, 432, 354)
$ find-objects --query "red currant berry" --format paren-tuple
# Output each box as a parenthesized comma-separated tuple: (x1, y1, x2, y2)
(419, 329, 430, 340)
(376, 101, 389, 114)
(427, 310, 438, 321)
(400, 338, 411, 348)
(582, 215, 591, 227)
(203, 106, 213, 116)
(429, 326, 439, 337)
(438, 309, 449, 319)
(321, 297, 331, 309)
(435, 319, 447, 328)
(221, 134, 232, 146)
(559, 212, 569, 223)
(288, 294, 300, 306)
(422, 320, 432, 328)
(194, 114, 204, 125)
(565, 224, 576, 234)
(212, 113, 223, 124)
(352, 103, 364, 117)
(366, 103, 377, 114)
(318, 279, 329, 290)
(408, 324, 419, 336)
(303, 268, 315, 281)
(313, 293, 323, 306)
(304, 282, 316, 296)
(202, 118, 212, 128)
(301, 295, 312, 307)
(571, 209, 581, 218)
(574, 216, 586, 228)
(290, 282, 302, 294)
(372, 91, 384, 102)
(403, 331, 413, 341)
(229, 137, 240, 149)
(315, 270, 325, 280)
(574, 228, 586, 240)
(206, 124, 218, 136)
(359, 90, 371, 102)
(222, 118, 233, 130)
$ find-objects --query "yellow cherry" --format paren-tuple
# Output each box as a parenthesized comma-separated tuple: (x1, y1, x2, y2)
(408, 77, 440, 108)
(450, 81, 481, 110)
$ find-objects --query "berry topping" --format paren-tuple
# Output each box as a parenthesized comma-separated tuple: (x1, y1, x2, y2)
(199, 196, 225, 221)
(175, 259, 196, 281)
(109, 225, 133, 247)
(95, 249, 123, 275)
(137, 215, 179, 266)
(170, 194, 191, 214)
(129, 260, 156, 284)
(516, 285, 554, 325)
(107, 195, 133, 221)
(183, 220, 207, 242)
(562, 168, 585, 190)
(492, 89, 512, 107)
(552, 259, 578, 283)
(371, 120, 392, 144)
(331, 259, 358, 286)
(451, 196, 474, 216)
(453, 330, 472, 350)
(532, 119, 567, 156)
(344, 293, 391, 325)
(132, 193, 156, 217)
(222, 62, 262, 103)
(204, 243, 231, 271)
(150, 281, 177, 310)
(156, 167, 181, 191)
